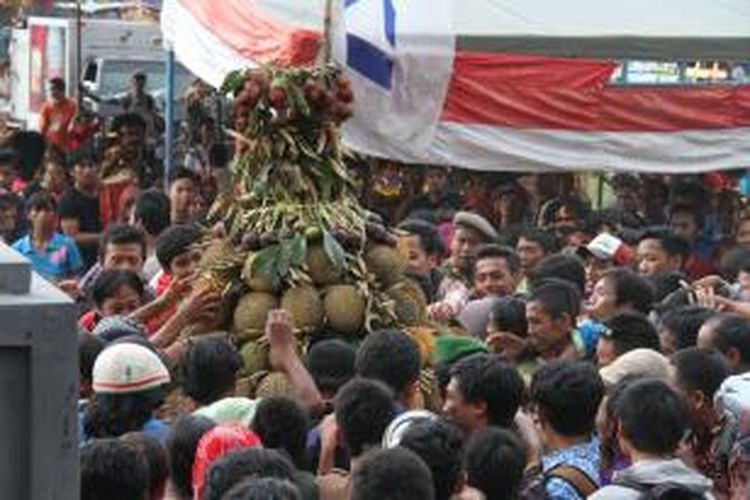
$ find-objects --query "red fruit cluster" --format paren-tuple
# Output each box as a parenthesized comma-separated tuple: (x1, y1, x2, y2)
(303, 75, 353, 124)
(233, 69, 354, 130)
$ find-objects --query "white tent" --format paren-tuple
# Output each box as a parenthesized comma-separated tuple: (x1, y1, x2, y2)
(455, 0, 750, 61)
(254, 0, 750, 61)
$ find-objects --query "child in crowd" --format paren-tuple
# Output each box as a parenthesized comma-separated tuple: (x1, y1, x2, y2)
(12, 191, 82, 283)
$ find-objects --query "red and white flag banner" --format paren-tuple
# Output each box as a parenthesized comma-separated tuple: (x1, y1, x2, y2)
(162, 0, 750, 173)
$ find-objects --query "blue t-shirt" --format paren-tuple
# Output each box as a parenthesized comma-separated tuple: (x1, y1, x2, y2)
(12, 233, 82, 282)
(543, 437, 601, 499)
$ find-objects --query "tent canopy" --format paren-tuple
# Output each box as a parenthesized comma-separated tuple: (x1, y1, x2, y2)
(255, 0, 750, 61)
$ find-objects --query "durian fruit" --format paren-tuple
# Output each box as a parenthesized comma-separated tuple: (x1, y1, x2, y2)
(254, 372, 293, 399)
(324, 284, 366, 335)
(305, 243, 342, 286)
(387, 279, 428, 326)
(365, 245, 407, 286)
(200, 238, 236, 269)
(281, 286, 324, 333)
(240, 340, 270, 375)
(241, 253, 276, 293)
(233, 292, 279, 342)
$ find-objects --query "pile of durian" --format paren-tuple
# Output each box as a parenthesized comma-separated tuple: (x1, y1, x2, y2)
(193, 65, 431, 391)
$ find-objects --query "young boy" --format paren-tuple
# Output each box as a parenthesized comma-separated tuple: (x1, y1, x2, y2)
(472, 244, 521, 299)
(148, 224, 204, 330)
(12, 192, 82, 283)
(58, 154, 101, 270)
(168, 168, 198, 224)
(530, 361, 605, 500)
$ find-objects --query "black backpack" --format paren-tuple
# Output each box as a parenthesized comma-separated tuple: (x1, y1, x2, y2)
(615, 479, 707, 500)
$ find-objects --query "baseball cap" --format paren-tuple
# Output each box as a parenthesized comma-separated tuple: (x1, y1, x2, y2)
(577, 232, 633, 266)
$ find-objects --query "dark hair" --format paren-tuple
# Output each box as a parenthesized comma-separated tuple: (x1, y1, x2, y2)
(49, 77, 66, 91)
(475, 244, 520, 274)
(530, 254, 586, 294)
(518, 229, 558, 254)
(669, 178, 710, 206)
(602, 313, 660, 356)
(169, 166, 198, 186)
(355, 329, 421, 397)
(659, 305, 714, 351)
(182, 337, 243, 406)
(334, 378, 396, 457)
(669, 203, 704, 229)
(119, 432, 168, 500)
(397, 219, 444, 256)
(83, 387, 166, 439)
(530, 361, 604, 437)
(615, 379, 688, 455)
(400, 419, 464, 500)
(671, 347, 730, 400)
(166, 414, 217, 499)
(133, 189, 171, 237)
(112, 112, 147, 133)
(352, 447, 435, 500)
(10, 131, 46, 181)
(252, 397, 310, 469)
(720, 246, 750, 279)
(601, 267, 655, 315)
(79, 332, 105, 387)
(713, 315, 750, 367)
(155, 223, 202, 271)
(100, 225, 147, 261)
(222, 477, 301, 500)
(647, 271, 685, 302)
(306, 338, 357, 395)
(464, 428, 526, 500)
(600, 375, 646, 472)
(528, 278, 581, 320)
(203, 448, 295, 500)
(209, 143, 231, 169)
(26, 191, 56, 213)
(91, 269, 145, 309)
(449, 354, 524, 428)
(637, 228, 690, 260)
(80, 438, 149, 500)
(488, 296, 527, 337)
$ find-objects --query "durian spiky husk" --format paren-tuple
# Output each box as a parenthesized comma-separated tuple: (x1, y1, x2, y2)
(241, 253, 276, 293)
(387, 279, 428, 326)
(306, 243, 342, 286)
(365, 245, 407, 286)
(240, 339, 271, 375)
(281, 286, 324, 333)
(324, 284, 366, 335)
(233, 292, 279, 342)
(254, 372, 293, 399)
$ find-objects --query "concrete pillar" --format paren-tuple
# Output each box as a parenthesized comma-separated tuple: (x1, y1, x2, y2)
(0, 243, 78, 499)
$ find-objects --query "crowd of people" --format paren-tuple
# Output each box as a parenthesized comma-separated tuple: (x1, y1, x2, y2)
(2, 75, 750, 500)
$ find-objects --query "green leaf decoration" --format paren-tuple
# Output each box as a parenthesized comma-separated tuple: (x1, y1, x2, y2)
(252, 244, 282, 288)
(221, 69, 246, 95)
(289, 233, 308, 267)
(322, 229, 346, 271)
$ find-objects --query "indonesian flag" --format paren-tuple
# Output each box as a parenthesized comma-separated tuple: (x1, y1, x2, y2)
(162, 0, 750, 172)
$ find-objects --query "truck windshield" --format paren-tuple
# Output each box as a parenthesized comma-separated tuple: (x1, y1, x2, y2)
(99, 59, 192, 97)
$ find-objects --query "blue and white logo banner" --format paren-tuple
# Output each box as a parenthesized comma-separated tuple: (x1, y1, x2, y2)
(333, 0, 455, 160)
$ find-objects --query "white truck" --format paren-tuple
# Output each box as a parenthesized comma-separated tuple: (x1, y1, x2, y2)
(7, 16, 192, 129)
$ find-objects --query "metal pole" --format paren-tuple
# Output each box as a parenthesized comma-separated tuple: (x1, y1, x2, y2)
(164, 46, 175, 190)
(75, 0, 82, 107)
